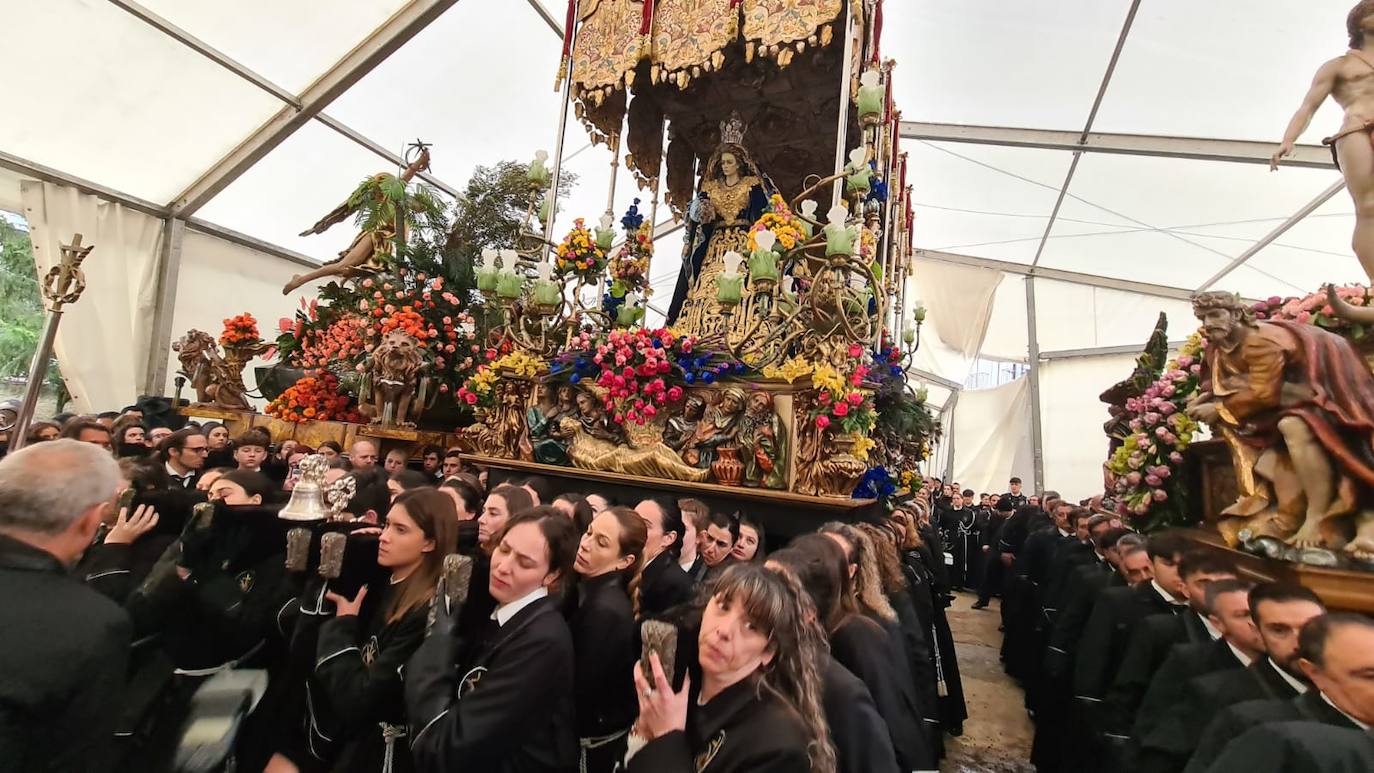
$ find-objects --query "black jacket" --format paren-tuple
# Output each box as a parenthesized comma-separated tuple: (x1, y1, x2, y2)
(1044, 560, 1117, 678)
(407, 595, 577, 773)
(627, 675, 812, 773)
(1203, 720, 1374, 773)
(569, 572, 638, 738)
(1132, 639, 1249, 771)
(1185, 690, 1365, 773)
(0, 535, 132, 773)
(830, 615, 933, 771)
(1107, 611, 1213, 732)
(637, 551, 693, 620)
(1073, 582, 1184, 703)
(307, 585, 429, 773)
(820, 656, 900, 773)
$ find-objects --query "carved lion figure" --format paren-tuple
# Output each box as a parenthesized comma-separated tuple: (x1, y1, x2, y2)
(368, 330, 426, 426)
(173, 329, 248, 410)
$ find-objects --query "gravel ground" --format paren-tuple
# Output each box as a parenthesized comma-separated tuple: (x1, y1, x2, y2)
(941, 592, 1036, 773)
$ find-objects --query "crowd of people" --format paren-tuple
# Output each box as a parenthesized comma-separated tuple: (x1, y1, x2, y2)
(1, 407, 1371, 773)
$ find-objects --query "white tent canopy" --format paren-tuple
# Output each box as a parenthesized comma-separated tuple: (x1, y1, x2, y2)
(0, 0, 1362, 500)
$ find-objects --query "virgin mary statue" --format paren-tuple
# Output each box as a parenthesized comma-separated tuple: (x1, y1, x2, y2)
(666, 116, 775, 340)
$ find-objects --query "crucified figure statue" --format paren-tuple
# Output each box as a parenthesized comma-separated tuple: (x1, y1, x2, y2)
(1273, 2, 1374, 322)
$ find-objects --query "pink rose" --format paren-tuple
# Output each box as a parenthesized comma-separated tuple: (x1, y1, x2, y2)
(1189, 364, 1202, 375)
(1156, 467, 1171, 480)
(667, 386, 684, 401)
(1169, 451, 1184, 464)
(1144, 412, 1161, 426)
(815, 415, 831, 430)
(1152, 489, 1168, 502)
(833, 402, 850, 417)
(463, 392, 477, 405)
(1129, 418, 1143, 431)
(1177, 355, 1194, 368)
(1126, 472, 1142, 486)
(1145, 474, 1162, 487)
(847, 392, 864, 406)
(1159, 402, 1176, 415)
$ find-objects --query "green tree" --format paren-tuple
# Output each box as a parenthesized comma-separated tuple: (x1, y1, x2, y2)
(0, 218, 65, 405)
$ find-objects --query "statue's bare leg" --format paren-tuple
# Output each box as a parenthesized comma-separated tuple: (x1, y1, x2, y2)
(1278, 416, 1337, 547)
(1337, 130, 1374, 279)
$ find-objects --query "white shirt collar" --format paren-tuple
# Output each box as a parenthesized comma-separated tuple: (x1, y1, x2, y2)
(1057, 528, 1072, 538)
(1151, 579, 1186, 606)
(1200, 613, 1221, 640)
(1270, 658, 1310, 694)
(492, 586, 548, 627)
(1225, 640, 1255, 667)
(166, 461, 193, 480)
(1321, 692, 1371, 730)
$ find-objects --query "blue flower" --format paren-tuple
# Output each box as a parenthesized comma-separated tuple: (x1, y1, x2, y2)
(684, 373, 695, 384)
(652, 339, 662, 348)
(570, 374, 581, 384)
(889, 365, 902, 377)
(702, 372, 716, 384)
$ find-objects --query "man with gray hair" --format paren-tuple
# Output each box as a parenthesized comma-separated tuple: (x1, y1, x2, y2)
(0, 439, 130, 772)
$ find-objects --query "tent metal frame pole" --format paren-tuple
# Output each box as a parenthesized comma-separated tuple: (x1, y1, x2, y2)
(1025, 276, 1045, 492)
(1, 150, 166, 219)
(899, 122, 1331, 169)
(916, 249, 1201, 301)
(142, 217, 186, 396)
(942, 388, 960, 482)
(910, 368, 963, 392)
(166, 0, 462, 216)
(1039, 341, 1189, 360)
(1195, 180, 1345, 291)
(525, 0, 565, 37)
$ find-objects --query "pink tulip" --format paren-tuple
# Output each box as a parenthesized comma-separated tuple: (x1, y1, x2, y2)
(1152, 489, 1168, 502)
(1145, 474, 1162, 487)
(1169, 451, 1184, 464)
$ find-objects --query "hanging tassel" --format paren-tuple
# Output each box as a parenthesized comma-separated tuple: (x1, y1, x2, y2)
(884, 66, 894, 123)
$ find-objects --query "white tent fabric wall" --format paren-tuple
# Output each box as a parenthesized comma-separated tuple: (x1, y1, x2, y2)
(19, 181, 162, 413)
(167, 230, 306, 408)
(1037, 353, 1140, 501)
(909, 258, 1003, 385)
(944, 377, 1034, 495)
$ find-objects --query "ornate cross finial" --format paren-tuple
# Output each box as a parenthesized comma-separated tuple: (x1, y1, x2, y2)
(42, 233, 93, 311)
(720, 112, 747, 146)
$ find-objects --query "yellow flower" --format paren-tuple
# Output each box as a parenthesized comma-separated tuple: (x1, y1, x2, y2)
(850, 434, 875, 461)
(811, 363, 847, 395)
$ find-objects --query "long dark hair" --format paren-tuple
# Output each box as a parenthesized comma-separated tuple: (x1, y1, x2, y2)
(769, 533, 855, 634)
(600, 506, 649, 615)
(708, 564, 837, 773)
(385, 488, 458, 624)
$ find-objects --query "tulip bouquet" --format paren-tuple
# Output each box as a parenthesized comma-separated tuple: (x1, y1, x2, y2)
(1107, 333, 1205, 527)
(1251, 285, 1374, 343)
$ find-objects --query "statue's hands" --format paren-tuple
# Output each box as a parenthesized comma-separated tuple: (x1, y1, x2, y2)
(1270, 141, 1294, 171)
(1185, 401, 1221, 424)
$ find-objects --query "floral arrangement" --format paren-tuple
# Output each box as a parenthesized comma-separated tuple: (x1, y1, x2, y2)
(456, 349, 547, 409)
(603, 201, 654, 322)
(220, 312, 262, 348)
(747, 194, 806, 253)
(762, 349, 876, 434)
(1251, 285, 1374, 342)
(265, 372, 366, 424)
(554, 218, 607, 281)
(853, 466, 898, 499)
(1107, 333, 1204, 525)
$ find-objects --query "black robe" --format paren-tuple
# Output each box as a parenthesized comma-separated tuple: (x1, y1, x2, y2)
(830, 615, 933, 771)
(1106, 611, 1214, 734)
(627, 674, 811, 773)
(1203, 721, 1374, 773)
(406, 596, 578, 773)
(937, 505, 979, 590)
(568, 572, 637, 773)
(1132, 639, 1250, 773)
(1185, 691, 1365, 773)
(820, 657, 900, 773)
(637, 551, 693, 620)
(0, 535, 131, 773)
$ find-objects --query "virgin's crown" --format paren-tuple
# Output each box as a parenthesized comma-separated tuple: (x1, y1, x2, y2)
(720, 113, 747, 145)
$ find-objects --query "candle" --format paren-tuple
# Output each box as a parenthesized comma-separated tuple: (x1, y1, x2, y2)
(595, 212, 616, 250)
(533, 261, 560, 306)
(716, 251, 745, 304)
(913, 302, 927, 322)
(496, 250, 523, 299)
(902, 327, 916, 345)
(749, 230, 779, 282)
(799, 200, 818, 239)
(476, 247, 499, 292)
(527, 150, 550, 189)
(617, 293, 644, 326)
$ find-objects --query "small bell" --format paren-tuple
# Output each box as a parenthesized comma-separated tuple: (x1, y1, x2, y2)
(280, 454, 329, 521)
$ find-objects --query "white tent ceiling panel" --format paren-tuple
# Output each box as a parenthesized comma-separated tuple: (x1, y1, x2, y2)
(3, 0, 284, 203)
(909, 142, 1072, 262)
(195, 120, 398, 263)
(1094, 0, 1349, 143)
(137, 0, 412, 94)
(889, 0, 1132, 130)
(1033, 279, 1195, 353)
